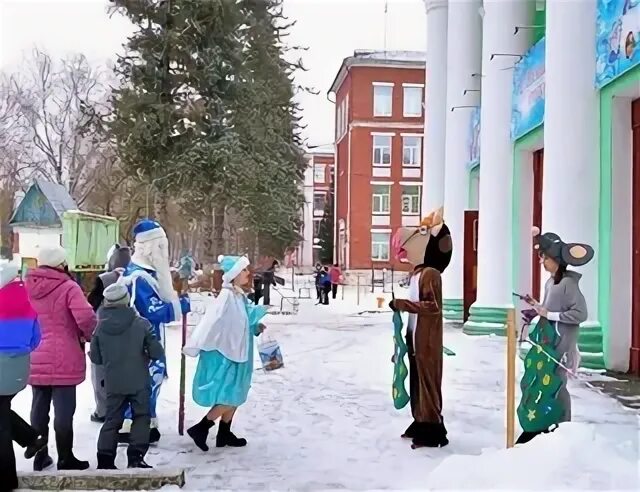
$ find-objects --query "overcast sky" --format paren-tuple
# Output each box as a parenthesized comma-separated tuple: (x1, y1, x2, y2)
(0, 0, 426, 146)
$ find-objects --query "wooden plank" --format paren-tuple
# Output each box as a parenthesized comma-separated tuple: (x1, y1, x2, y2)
(18, 469, 185, 491)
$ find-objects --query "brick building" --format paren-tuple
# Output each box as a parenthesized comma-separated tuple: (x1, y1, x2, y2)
(329, 50, 426, 270)
(295, 146, 335, 268)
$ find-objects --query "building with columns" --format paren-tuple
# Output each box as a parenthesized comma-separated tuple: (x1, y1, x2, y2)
(427, 0, 640, 374)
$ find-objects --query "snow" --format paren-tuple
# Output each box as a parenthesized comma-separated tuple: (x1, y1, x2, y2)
(12, 287, 640, 490)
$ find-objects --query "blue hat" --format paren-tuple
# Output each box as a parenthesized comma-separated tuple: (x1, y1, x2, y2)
(133, 219, 166, 243)
(218, 255, 250, 284)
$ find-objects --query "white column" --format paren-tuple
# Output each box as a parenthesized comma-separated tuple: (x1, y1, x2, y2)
(441, 0, 483, 318)
(421, 0, 448, 214)
(474, 0, 534, 310)
(542, 0, 599, 320)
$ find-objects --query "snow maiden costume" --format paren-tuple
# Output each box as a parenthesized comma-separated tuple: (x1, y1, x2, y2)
(516, 228, 592, 445)
(118, 220, 190, 444)
(390, 208, 452, 449)
(184, 255, 267, 451)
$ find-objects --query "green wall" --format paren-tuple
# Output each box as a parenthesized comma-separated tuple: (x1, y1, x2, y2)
(599, 65, 640, 369)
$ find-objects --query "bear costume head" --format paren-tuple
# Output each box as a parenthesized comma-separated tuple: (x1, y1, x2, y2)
(392, 207, 452, 272)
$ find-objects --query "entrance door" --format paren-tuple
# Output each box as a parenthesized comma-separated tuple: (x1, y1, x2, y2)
(463, 210, 479, 322)
(532, 149, 544, 299)
(631, 98, 640, 375)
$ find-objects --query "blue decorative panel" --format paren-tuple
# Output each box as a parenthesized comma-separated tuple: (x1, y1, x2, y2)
(467, 107, 480, 169)
(512, 38, 545, 140)
(596, 0, 640, 88)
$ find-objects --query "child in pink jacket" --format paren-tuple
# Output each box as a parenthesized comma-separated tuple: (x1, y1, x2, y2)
(24, 246, 97, 471)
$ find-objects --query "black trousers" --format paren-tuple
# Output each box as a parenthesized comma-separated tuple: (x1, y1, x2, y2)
(1, 394, 39, 491)
(320, 285, 331, 305)
(98, 389, 150, 458)
(331, 283, 338, 299)
(31, 386, 76, 462)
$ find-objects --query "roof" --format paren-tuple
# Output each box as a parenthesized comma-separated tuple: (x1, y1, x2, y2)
(34, 179, 78, 217)
(306, 144, 335, 156)
(329, 50, 427, 95)
(9, 179, 78, 227)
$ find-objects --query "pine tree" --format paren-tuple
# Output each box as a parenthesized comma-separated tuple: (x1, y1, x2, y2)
(317, 190, 334, 264)
(233, 0, 307, 257)
(109, 0, 199, 223)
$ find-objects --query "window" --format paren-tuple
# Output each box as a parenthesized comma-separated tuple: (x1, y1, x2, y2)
(402, 136, 421, 167)
(372, 135, 392, 166)
(373, 84, 393, 117)
(372, 184, 391, 214)
(403, 86, 422, 117)
(313, 219, 322, 237)
(314, 164, 326, 183)
(313, 192, 327, 213)
(401, 185, 421, 215)
(371, 231, 391, 261)
(336, 104, 342, 138)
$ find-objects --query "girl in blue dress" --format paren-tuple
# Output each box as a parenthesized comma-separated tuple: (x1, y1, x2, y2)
(183, 255, 268, 451)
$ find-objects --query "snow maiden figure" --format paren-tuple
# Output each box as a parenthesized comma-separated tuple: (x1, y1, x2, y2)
(516, 227, 592, 445)
(118, 220, 191, 444)
(184, 255, 268, 451)
(390, 207, 452, 449)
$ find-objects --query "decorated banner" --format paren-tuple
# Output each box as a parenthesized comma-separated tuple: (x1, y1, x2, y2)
(467, 107, 480, 169)
(512, 38, 545, 140)
(596, 0, 640, 87)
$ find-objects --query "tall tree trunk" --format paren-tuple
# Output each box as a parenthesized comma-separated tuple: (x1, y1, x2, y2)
(213, 203, 226, 259)
(153, 190, 168, 225)
(201, 205, 214, 265)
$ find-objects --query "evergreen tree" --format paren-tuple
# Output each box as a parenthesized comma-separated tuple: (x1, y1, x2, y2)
(233, 0, 307, 257)
(317, 191, 334, 264)
(109, 0, 199, 222)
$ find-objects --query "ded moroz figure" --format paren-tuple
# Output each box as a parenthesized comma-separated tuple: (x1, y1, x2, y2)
(117, 220, 190, 444)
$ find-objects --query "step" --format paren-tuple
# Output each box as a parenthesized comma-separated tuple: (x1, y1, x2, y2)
(18, 469, 185, 491)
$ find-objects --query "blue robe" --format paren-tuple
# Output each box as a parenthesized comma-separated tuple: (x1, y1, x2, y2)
(123, 263, 181, 420)
(192, 297, 267, 407)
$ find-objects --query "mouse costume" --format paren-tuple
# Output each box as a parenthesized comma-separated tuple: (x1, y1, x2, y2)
(391, 208, 452, 449)
(516, 228, 592, 445)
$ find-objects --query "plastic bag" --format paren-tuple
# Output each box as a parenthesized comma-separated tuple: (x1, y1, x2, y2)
(258, 334, 284, 371)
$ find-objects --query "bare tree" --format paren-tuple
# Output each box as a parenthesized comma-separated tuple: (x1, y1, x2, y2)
(6, 48, 111, 206)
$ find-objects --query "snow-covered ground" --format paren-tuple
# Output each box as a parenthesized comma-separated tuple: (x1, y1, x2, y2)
(13, 289, 640, 490)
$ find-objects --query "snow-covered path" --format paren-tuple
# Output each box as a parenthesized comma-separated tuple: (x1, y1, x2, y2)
(13, 294, 640, 490)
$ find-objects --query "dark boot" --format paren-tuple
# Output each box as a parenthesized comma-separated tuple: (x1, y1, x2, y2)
(127, 453, 152, 469)
(33, 447, 54, 472)
(55, 431, 89, 471)
(24, 435, 48, 460)
(411, 422, 449, 449)
(97, 453, 118, 470)
(149, 427, 161, 445)
(216, 420, 247, 448)
(187, 416, 215, 452)
(401, 421, 417, 439)
(90, 412, 105, 424)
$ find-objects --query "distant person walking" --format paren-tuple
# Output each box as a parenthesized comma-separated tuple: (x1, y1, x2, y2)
(24, 246, 97, 471)
(0, 263, 46, 491)
(328, 264, 342, 299)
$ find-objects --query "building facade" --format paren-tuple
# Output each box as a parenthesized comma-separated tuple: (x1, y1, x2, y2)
(428, 0, 640, 374)
(295, 146, 335, 269)
(329, 50, 426, 270)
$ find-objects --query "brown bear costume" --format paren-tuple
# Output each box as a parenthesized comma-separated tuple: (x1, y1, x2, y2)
(391, 208, 452, 448)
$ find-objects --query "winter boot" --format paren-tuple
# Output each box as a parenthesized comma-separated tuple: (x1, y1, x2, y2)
(90, 412, 106, 424)
(187, 416, 216, 452)
(127, 453, 153, 469)
(216, 420, 247, 448)
(97, 453, 118, 470)
(24, 434, 48, 460)
(55, 431, 90, 471)
(149, 427, 161, 444)
(33, 447, 54, 472)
